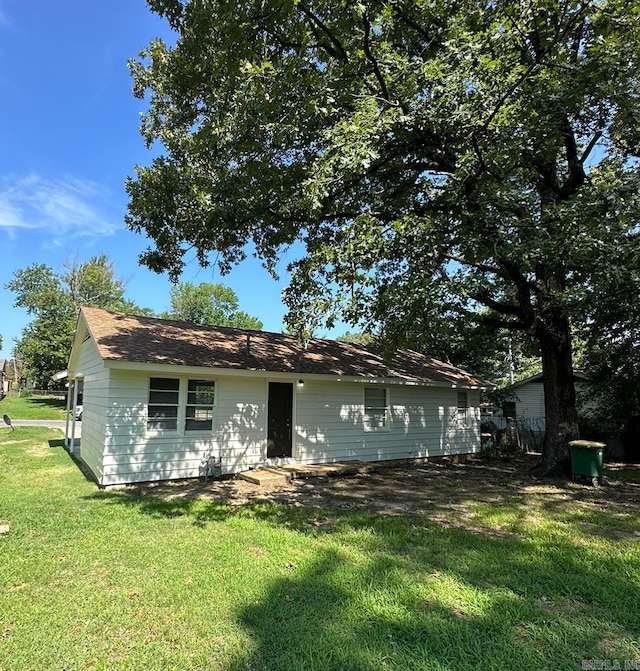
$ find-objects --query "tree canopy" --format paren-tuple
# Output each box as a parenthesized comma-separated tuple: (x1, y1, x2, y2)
(162, 281, 263, 329)
(127, 0, 640, 471)
(577, 262, 640, 454)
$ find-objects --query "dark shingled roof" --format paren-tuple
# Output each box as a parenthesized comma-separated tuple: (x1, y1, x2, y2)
(79, 307, 488, 388)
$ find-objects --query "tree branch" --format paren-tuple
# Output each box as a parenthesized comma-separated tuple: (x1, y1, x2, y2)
(444, 253, 501, 275)
(580, 130, 603, 164)
(297, 2, 349, 63)
(478, 315, 528, 331)
(361, 12, 394, 107)
(479, 2, 592, 139)
(474, 289, 524, 319)
(477, 60, 540, 135)
(392, 6, 440, 44)
(559, 115, 586, 198)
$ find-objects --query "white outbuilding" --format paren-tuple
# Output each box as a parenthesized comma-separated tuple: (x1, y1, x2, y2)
(66, 307, 488, 486)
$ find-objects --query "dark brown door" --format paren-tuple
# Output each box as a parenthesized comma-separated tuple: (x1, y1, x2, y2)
(267, 382, 293, 458)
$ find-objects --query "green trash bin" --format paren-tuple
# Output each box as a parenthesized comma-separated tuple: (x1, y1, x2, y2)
(569, 440, 605, 486)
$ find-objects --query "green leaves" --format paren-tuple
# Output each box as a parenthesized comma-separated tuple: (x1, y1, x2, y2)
(127, 0, 640, 326)
(162, 282, 264, 329)
(127, 0, 640, 462)
(6, 257, 145, 387)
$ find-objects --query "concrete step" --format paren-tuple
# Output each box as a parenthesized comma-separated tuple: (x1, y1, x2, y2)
(278, 462, 366, 478)
(237, 461, 369, 485)
(237, 469, 290, 485)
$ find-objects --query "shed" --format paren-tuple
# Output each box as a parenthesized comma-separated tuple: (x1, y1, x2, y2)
(66, 307, 489, 486)
(496, 371, 589, 422)
(490, 371, 590, 449)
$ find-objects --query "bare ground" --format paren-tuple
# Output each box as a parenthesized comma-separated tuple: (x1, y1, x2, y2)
(130, 454, 640, 539)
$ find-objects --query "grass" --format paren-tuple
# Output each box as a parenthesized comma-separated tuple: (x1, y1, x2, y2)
(0, 394, 67, 420)
(604, 466, 640, 484)
(1, 428, 639, 670)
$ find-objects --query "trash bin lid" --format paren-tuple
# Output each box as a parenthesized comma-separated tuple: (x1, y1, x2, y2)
(569, 440, 606, 449)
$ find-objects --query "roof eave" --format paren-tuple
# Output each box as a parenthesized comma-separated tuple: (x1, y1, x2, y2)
(102, 359, 487, 389)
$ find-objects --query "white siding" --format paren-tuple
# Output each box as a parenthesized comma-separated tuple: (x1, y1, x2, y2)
(75, 337, 109, 483)
(79, 365, 481, 485)
(294, 381, 480, 464)
(513, 382, 546, 418)
(508, 380, 590, 421)
(99, 372, 267, 486)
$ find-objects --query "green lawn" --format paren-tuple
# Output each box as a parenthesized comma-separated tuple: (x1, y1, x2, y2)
(0, 393, 67, 420)
(1, 428, 639, 670)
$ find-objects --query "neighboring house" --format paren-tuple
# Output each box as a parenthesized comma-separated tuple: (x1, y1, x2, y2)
(492, 371, 590, 448)
(66, 307, 489, 487)
(0, 359, 13, 394)
(2, 360, 19, 393)
(496, 371, 589, 421)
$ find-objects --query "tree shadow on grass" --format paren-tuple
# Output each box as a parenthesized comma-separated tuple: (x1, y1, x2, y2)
(85, 486, 248, 526)
(81, 458, 640, 544)
(222, 523, 638, 671)
(27, 397, 67, 412)
(32, 396, 66, 407)
(83, 487, 640, 670)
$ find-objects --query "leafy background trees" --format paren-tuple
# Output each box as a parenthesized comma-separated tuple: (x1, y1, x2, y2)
(577, 264, 640, 459)
(5, 258, 264, 388)
(160, 282, 263, 329)
(125, 0, 640, 470)
(6, 256, 144, 387)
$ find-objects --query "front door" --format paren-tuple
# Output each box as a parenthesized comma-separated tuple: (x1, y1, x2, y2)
(267, 382, 293, 458)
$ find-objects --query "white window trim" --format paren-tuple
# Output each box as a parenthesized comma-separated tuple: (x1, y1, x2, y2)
(185, 379, 216, 433)
(146, 376, 217, 436)
(147, 377, 180, 433)
(457, 391, 471, 428)
(363, 385, 391, 432)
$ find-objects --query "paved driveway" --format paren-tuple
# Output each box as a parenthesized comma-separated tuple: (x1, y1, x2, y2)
(8, 419, 81, 437)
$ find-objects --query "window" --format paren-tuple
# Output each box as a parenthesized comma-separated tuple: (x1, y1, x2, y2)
(148, 377, 179, 431)
(457, 392, 469, 427)
(147, 377, 215, 433)
(185, 379, 215, 432)
(364, 387, 389, 430)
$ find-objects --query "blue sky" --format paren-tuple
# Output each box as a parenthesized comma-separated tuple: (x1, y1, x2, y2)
(0, 0, 306, 360)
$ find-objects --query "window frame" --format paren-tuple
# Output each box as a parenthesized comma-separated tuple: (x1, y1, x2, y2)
(146, 376, 216, 435)
(363, 386, 390, 432)
(185, 379, 216, 433)
(457, 391, 470, 428)
(147, 377, 180, 432)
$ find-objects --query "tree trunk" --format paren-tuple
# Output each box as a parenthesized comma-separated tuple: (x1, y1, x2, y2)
(538, 313, 580, 474)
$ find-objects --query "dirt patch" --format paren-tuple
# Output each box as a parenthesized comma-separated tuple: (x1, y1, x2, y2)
(128, 454, 640, 540)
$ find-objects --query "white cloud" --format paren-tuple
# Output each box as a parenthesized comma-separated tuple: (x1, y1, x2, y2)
(0, 174, 120, 242)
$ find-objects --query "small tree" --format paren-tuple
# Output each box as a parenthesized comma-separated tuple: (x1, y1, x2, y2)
(162, 282, 263, 329)
(6, 256, 147, 387)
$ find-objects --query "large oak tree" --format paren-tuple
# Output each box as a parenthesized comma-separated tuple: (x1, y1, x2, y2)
(126, 0, 640, 472)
